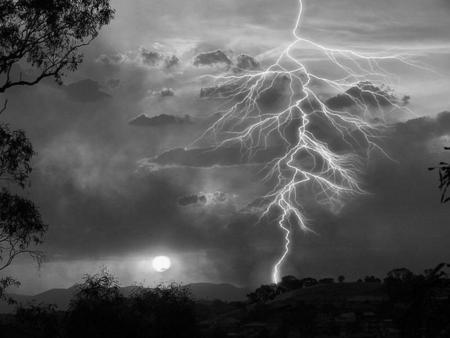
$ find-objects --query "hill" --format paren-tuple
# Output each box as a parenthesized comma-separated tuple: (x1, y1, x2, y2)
(0, 283, 249, 313)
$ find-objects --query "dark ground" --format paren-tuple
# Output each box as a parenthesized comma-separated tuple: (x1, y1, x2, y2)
(1, 264, 450, 338)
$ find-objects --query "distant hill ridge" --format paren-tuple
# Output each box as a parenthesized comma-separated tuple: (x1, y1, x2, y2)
(0, 283, 249, 314)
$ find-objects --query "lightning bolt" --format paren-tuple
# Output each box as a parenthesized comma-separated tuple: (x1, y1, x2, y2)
(182, 0, 422, 283)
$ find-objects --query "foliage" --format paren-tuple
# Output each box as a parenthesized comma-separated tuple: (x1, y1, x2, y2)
(66, 270, 126, 338)
(364, 275, 381, 283)
(247, 284, 280, 304)
(14, 304, 61, 338)
(65, 270, 200, 338)
(0, 122, 46, 273)
(247, 276, 320, 304)
(0, 275, 20, 304)
(0, 188, 47, 270)
(429, 147, 450, 203)
(384, 263, 450, 337)
(0, 123, 33, 187)
(278, 275, 303, 291)
(1, 266, 450, 337)
(0, 0, 115, 92)
(0, 0, 114, 302)
(129, 283, 199, 338)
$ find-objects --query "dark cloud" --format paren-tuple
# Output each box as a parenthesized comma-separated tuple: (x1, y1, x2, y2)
(142, 111, 450, 285)
(128, 114, 192, 127)
(178, 194, 207, 206)
(193, 50, 232, 67)
(152, 87, 175, 98)
(140, 49, 163, 66)
(326, 82, 397, 110)
(63, 79, 110, 102)
(200, 83, 241, 98)
(391, 111, 450, 147)
(272, 111, 450, 279)
(140, 48, 179, 69)
(178, 191, 231, 207)
(9, 72, 450, 289)
(200, 74, 290, 104)
(96, 53, 126, 67)
(164, 55, 180, 69)
(144, 146, 282, 170)
(234, 54, 260, 72)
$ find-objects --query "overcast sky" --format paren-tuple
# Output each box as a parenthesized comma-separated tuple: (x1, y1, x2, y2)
(2, 0, 450, 294)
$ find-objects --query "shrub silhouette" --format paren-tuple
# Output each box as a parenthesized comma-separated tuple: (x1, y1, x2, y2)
(65, 270, 129, 338)
(65, 270, 199, 338)
(129, 284, 199, 338)
(13, 304, 61, 338)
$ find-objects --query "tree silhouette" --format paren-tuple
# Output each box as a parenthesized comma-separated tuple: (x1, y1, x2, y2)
(0, 122, 46, 300)
(13, 304, 61, 338)
(247, 284, 280, 303)
(384, 263, 450, 337)
(278, 275, 302, 291)
(0, 123, 46, 272)
(0, 0, 115, 93)
(66, 270, 129, 338)
(0, 0, 114, 300)
(429, 147, 450, 203)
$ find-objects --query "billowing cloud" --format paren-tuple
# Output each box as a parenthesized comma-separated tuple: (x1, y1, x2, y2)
(193, 50, 232, 67)
(326, 82, 397, 110)
(164, 55, 180, 69)
(200, 83, 240, 98)
(234, 54, 260, 71)
(140, 48, 179, 69)
(96, 53, 127, 67)
(63, 79, 110, 102)
(151, 87, 175, 98)
(178, 191, 234, 207)
(128, 114, 192, 127)
(140, 48, 163, 66)
(178, 194, 207, 206)
(142, 146, 283, 170)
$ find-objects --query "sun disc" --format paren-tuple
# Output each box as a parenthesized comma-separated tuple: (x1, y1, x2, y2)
(152, 256, 171, 272)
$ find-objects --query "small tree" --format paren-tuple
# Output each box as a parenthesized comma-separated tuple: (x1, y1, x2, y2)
(338, 275, 345, 283)
(66, 270, 128, 338)
(279, 275, 302, 291)
(247, 284, 280, 303)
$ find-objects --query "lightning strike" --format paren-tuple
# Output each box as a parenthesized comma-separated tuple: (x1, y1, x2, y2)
(185, 0, 422, 283)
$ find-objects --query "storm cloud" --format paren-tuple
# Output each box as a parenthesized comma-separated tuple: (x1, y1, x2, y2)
(193, 50, 232, 67)
(2, 0, 450, 294)
(63, 79, 110, 102)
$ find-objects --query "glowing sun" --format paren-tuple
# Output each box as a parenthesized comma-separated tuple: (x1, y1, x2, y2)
(152, 256, 171, 272)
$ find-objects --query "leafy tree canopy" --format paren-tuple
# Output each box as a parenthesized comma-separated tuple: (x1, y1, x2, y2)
(0, 0, 115, 93)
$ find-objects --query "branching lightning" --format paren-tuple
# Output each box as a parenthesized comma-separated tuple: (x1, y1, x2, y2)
(185, 0, 421, 283)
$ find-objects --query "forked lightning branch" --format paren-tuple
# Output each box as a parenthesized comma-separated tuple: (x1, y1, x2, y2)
(185, 0, 421, 283)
